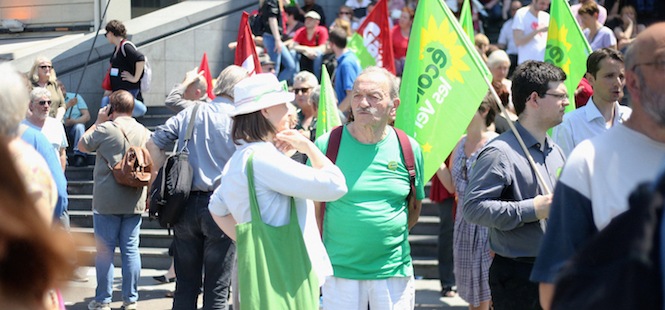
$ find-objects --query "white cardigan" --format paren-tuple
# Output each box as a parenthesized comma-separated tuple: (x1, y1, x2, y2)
(209, 141, 348, 285)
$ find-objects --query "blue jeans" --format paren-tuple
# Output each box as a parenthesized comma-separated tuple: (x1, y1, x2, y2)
(65, 123, 86, 157)
(263, 32, 297, 83)
(93, 213, 142, 304)
(101, 89, 147, 117)
(173, 192, 236, 310)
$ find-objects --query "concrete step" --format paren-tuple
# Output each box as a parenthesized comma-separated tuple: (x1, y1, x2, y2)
(421, 198, 441, 217)
(68, 194, 93, 210)
(409, 235, 437, 257)
(410, 215, 439, 236)
(68, 210, 165, 230)
(71, 227, 173, 248)
(67, 180, 94, 195)
(413, 257, 439, 279)
(77, 246, 172, 270)
(65, 166, 94, 181)
(136, 113, 176, 127)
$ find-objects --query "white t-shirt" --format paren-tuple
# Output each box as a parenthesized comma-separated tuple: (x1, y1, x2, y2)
(499, 18, 518, 55)
(512, 7, 549, 64)
(560, 124, 665, 230)
(209, 141, 348, 286)
(22, 117, 68, 156)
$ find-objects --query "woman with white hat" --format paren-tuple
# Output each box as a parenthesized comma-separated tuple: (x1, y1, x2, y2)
(209, 73, 347, 309)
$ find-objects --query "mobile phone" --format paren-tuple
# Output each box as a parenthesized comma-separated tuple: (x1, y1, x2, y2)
(107, 104, 115, 116)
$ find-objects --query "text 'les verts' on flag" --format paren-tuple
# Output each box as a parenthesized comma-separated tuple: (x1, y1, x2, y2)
(395, 0, 491, 179)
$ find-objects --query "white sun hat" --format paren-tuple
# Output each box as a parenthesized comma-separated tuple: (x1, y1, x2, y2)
(231, 73, 295, 116)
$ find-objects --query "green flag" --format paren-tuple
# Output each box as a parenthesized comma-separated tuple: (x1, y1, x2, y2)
(545, 0, 592, 113)
(316, 65, 342, 140)
(347, 33, 378, 69)
(459, 0, 475, 44)
(395, 0, 491, 179)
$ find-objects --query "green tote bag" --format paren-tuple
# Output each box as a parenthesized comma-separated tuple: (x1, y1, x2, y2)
(236, 152, 319, 310)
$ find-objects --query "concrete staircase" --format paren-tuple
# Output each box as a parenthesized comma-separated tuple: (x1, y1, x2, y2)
(67, 106, 442, 279)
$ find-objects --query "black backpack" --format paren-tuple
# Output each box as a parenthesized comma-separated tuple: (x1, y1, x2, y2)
(149, 104, 199, 229)
(551, 172, 665, 310)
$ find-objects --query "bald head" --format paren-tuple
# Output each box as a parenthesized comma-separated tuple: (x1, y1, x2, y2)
(625, 22, 665, 125)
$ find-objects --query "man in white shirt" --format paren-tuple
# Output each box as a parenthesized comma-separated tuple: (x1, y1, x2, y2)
(498, 0, 523, 73)
(552, 48, 631, 156)
(512, 0, 550, 64)
(22, 87, 68, 171)
(531, 23, 665, 310)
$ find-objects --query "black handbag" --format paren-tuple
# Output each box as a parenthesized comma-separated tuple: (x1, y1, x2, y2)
(149, 104, 200, 228)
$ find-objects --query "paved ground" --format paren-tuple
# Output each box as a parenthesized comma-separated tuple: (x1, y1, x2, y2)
(62, 268, 469, 309)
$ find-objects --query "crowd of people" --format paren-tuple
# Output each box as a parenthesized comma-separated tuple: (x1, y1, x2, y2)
(1, 0, 665, 310)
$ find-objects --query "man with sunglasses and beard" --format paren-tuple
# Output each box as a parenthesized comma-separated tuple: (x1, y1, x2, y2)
(22, 87, 68, 171)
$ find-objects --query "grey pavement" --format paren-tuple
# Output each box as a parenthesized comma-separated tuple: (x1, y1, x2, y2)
(62, 268, 469, 310)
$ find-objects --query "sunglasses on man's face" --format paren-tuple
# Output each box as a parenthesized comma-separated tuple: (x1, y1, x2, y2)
(40, 65, 53, 70)
(339, 11, 352, 15)
(294, 87, 312, 95)
(37, 100, 52, 106)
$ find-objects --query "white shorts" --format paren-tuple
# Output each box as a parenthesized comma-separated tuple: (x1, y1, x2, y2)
(322, 275, 415, 310)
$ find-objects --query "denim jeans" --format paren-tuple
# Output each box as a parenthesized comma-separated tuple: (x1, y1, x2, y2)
(93, 213, 142, 304)
(173, 192, 236, 310)
(101, 90, 147, 117)
(65, 123, 86, 157)
(262, 32, 297, 83)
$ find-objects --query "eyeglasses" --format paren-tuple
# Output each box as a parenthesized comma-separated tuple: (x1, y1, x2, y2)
(37, 100, 52, 106)
(461, 156, 468, 181)
(339, 11, 352, 15)
(40, 65, 53, 70)
(294, 87, 312, 95)
(632, 60, 665, 71)
(544, 92, 570, 101)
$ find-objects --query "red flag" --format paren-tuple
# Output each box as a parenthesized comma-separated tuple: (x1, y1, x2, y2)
(198, 53, 215, 100)
(235, 11, 262, 75)
(355, 0, 395, 74)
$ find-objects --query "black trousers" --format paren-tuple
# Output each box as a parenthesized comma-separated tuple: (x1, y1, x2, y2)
(173, 192, 236, 310)
(489, 254, 542, 310)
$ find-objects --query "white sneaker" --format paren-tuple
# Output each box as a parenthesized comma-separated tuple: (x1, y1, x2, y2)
(121, 301, 138, 310)
(88, 301, 111, 310)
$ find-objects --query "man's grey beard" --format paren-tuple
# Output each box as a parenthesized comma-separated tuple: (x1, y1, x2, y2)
(638, 71, 665, 126)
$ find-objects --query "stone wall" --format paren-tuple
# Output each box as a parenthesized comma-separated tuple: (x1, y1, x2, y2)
(9, 0, 346, 125)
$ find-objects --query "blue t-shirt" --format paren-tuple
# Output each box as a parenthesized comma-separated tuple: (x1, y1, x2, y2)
(64, 92, 88, 121)
(334, 50, 362, 106)
(21, 126, 68, 222)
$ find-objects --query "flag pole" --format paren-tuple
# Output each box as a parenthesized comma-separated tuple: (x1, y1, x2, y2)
(483, 76, 552, 195)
